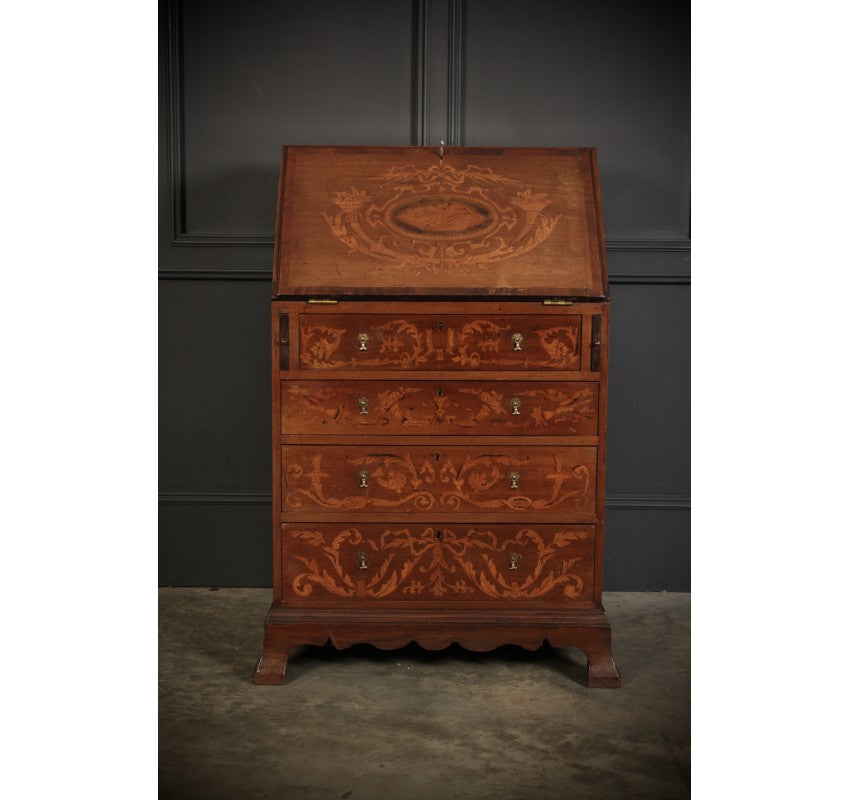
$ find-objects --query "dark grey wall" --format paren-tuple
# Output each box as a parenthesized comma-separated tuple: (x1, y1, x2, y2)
(159, 0, 690, 590)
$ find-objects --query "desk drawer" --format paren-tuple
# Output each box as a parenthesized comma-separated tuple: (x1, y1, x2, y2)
(299, 313, 581, 371)
(281, 522, 595, 603)
(282, 445, 596, 514)
(282, 379, 598, 436)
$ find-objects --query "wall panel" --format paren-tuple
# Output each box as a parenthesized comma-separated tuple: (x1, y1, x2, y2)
(463, 0, 690, 246)
(159, 280, 271, 494)
(607, 284, 690, 496)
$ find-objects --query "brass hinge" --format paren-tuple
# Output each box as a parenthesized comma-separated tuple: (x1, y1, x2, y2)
(542, 298, 573, 306)
(307, 298, 339, 304)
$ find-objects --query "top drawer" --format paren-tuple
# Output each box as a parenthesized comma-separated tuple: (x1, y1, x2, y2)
(299, 314, 581, 371)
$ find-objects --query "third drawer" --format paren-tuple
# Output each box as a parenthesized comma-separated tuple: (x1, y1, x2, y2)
(282, 444, 597, 515)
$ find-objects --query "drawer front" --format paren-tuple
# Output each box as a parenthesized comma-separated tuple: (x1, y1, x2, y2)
(299, 314, 581, 371)
(282, 380, 599, 436)
(282, 445, 596, 514)
(281, 523, 595, 603)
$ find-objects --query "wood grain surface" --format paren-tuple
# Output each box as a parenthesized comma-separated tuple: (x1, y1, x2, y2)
(280, 523, 596, 604)
(281, 445, 596, 515)
(257, 147, 618, 688)
(281, 379, 599, 436)
(273, 147, 608, 298)
(298, 313, 581, 371)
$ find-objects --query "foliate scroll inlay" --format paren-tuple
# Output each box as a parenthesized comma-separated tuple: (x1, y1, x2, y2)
(320, 163, 563, 275)
(299, 317, 580, 370)
(301, 320, 434, 369)
(283, 452, 593, 513)
(457, 386, 597, 429)
(289, 527, 590, 600)
(284, 383, 597, 433)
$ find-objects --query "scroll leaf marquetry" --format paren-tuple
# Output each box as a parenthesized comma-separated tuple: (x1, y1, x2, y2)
(283, 525, 594, 602)
(282, 381, 598, 436)
(282, 448, 596, 514)
(320, 162, 563, 276)
(299, 315, 581, 371)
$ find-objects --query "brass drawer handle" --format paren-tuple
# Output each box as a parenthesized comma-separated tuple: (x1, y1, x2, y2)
(508, 471, 520, 489)
(358, 470, 369, 488)
(357, 551, 369, 570)
(508, 553, 521, 570)
(509, 397, 521, 415)
(358, 396, 369, 414)
(511, 332, 523, 351)
(357, 332, 369, 351)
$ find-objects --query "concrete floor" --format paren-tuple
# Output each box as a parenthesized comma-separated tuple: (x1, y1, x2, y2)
(159, 589, 690, 800)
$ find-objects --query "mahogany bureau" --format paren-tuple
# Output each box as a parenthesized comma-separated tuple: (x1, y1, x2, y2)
(254, 145, 620, 687)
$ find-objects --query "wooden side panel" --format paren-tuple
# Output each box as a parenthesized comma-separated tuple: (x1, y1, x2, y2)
(278, 313, 290, 371)
(299, 313, 581, 371)
(282, 379, 599, 436)
(281, 523, 596, 603)
(281, 445, 596, 515)
(590, 314, 602, 372)
(593, 304, 609, 604)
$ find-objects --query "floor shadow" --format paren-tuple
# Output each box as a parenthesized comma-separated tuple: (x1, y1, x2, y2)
(286, 639, 588, 686)
(161, 592, 591, 687)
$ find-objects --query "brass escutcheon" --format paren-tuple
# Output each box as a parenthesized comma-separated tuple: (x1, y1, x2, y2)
(357, 332, 369, 351)
(511, 332, 523, 351)
(508, 471, 520, 489)
(510, 397, 521, 415)
(358, 396, 369, 414)
(508, 553, 521, 570)
(358, 470, 369, 488)
(357, 551, 369, 570)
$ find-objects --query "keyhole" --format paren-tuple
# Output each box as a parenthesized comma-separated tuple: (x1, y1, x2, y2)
(437, 322, 443, 331)
(435, 530, 442, 540)
(437, 387, 443, 396)
(434, 453, 440, 462)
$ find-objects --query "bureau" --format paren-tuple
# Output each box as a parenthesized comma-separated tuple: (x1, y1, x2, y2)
(254, 145, 620, 687)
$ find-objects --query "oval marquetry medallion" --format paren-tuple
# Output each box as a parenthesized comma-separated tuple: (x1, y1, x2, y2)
(321, 163, 563, 275)
(387, 196, 496, 239)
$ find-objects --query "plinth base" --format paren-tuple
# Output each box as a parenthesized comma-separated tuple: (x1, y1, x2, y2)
(253, 606, 620, 688)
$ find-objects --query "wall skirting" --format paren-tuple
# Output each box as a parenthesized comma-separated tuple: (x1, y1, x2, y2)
(606, 493, 690, 510)
(159, 491, 690, 511)
(158, 267, 690, 285)
(607, 239, 690, 251)
(159, 269, 272, 281)
(608, 272, 691, 285)
(160, 492, 271, 505)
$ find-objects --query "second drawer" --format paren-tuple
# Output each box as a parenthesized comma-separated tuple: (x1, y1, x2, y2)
(282, 445, 597, 514)
(282, 380, 599, 436)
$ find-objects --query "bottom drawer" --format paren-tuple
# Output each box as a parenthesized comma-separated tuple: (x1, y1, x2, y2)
(281, 523, 595, 603)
